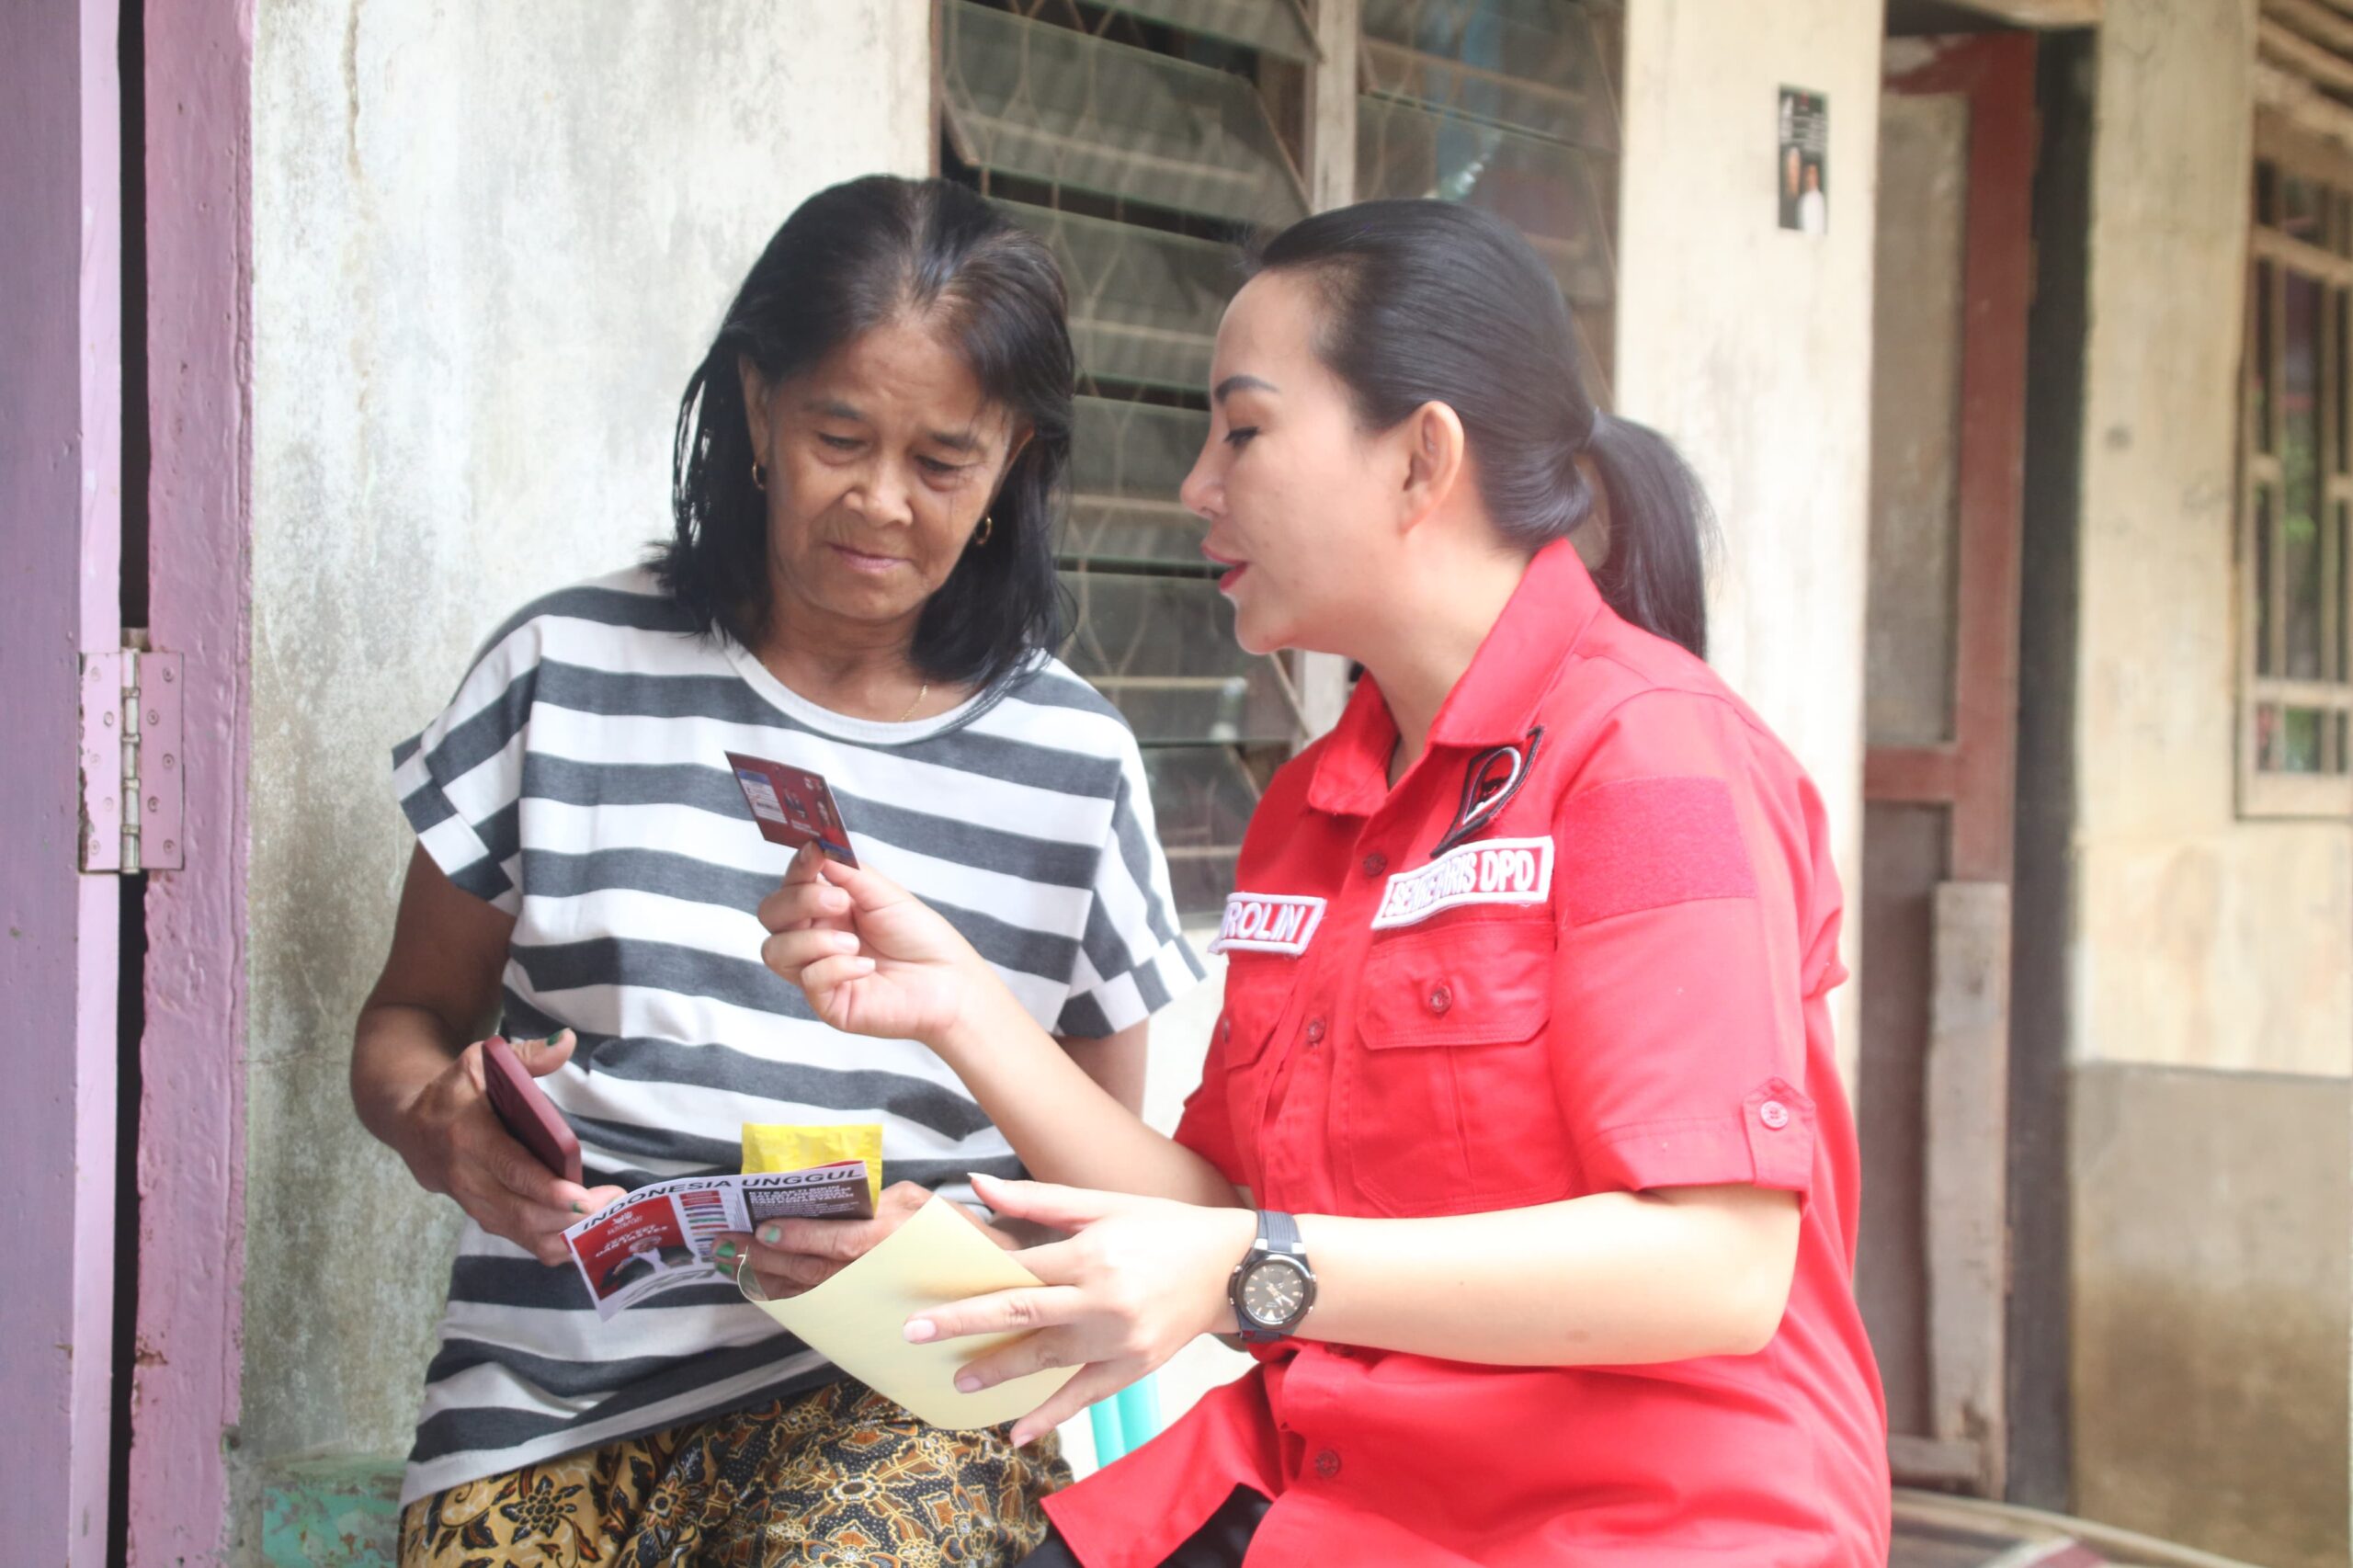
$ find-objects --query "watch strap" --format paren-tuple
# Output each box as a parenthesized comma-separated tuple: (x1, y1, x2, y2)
(1257, 1209, 1304, 1258)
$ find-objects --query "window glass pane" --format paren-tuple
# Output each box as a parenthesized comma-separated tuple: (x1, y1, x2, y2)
(1357, 97, 1612, 304)
(2255, 260, 2274, 450)
(942, 1, 1308, 226)
(1140, 744, 1262, 916)
(1358, 0, 1615, 151)
(2256, 160, 2279, 227)
(1089, 0, 1317, 63)
(1066, 398, 1210, 566)
(2283, 706, 2325, 772)
(2337, 501, 2350, 682)
(2256, 486, 2276, 677)
(2286, 174, 2322, 242)
(1057, 570, 1298, 745)
(2337, 290, 2349, 474)
(995, 201, 1227, 393)
(2286, 270, 2325, 680)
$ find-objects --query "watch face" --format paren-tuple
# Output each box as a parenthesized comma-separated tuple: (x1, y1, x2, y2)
(1240, 1256, 1310, 1328)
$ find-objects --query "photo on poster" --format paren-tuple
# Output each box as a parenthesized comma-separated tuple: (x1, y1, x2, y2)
(1778, 86, 1829, 235)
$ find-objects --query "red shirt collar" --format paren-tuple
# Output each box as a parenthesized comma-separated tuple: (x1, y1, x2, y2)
(1305, 540, 1606, 819)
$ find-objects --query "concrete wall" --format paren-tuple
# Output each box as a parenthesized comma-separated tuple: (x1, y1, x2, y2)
(240, 0, 929, 1549)
(2067, 3, 2352, 1558)
(1615, 0, 1883, 1085)
(2070, 1063, 2348, 1568)
(2074, 0, 2350, 1082)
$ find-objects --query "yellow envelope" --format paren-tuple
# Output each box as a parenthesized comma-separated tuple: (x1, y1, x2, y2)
(741, 1122, 883, 1209)
(741, 1195, 1077, 1429)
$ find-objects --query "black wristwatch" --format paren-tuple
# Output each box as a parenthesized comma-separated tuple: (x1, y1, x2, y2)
(1228, 1210, 1316, 1345)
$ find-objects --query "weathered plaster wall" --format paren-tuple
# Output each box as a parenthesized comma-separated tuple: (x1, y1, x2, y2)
(2071, 1062, 2348, 1568)
(2069, 4, 2352, 1558)
(1615, 0, 1882, 1085)
(2074, 0, 2351, 1080)
(241, 0, 930, 1543)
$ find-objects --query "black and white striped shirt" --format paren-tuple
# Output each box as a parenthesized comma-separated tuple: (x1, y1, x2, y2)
(389, 568, 1201, 1504)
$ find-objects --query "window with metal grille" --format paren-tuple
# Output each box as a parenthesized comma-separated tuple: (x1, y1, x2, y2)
(940, 0, 1320, 917)
(937, 0, 1624, 910)
(1356, 0, 1620, 398)
(2240, 121, 2353, 817)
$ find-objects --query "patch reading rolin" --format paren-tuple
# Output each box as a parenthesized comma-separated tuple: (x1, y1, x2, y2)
(1208, 892, 1327, 956)
(1370, 836, 1555, 929)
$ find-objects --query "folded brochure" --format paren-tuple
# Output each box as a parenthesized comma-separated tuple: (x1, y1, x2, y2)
(563, 1160, 872, 1320)
(741, 1194, 1080, 1429)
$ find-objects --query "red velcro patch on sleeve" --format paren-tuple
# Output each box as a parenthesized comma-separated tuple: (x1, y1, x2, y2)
(1556, 775, 1757, 926)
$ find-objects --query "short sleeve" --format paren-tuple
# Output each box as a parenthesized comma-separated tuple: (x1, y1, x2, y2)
(1053, 737, 1207, 1037)
(1172, 1017, 1242, 1180)
(1549, 691, 1818, 1198)
(390, 617, 542, 916)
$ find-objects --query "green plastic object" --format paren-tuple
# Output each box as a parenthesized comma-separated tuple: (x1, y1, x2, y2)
(1087, 1372, 1165, 1466)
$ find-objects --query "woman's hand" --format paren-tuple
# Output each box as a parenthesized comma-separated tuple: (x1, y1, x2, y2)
(713, 1180, 1016, 1301)
(904, 1173, 1257, 1447)
(389, 1030, 625, 1266)
(756, 845, 989, 1048)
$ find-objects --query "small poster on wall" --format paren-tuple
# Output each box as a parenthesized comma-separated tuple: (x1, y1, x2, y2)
(1779, 87, 1829, 235)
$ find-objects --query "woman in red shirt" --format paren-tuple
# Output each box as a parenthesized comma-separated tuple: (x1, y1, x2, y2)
(752, 199, 1890, 1566)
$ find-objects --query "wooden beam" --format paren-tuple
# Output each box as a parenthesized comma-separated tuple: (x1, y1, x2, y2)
(1926, 882, 2013, 1500)
(1865, 745, 1960, 804)
(1889, 1435, 1984, 1486)
(2268, 0, 2353, 63)
(2261, 16, 2353, 99)
(1943, 0, 2100, 26)
(1296, 0, 1359, 740)
(2256, 58, 2353, 162)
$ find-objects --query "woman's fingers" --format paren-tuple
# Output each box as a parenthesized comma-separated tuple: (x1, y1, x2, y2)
(756, 853, 854, 935)
(948, 1324, 1087, 1394)
(1007, 1362, 1136, 1449)
(905, 1283, 1090, 1347)
(759, 926, 866, 983)
(969, 1171, 1118, 1234)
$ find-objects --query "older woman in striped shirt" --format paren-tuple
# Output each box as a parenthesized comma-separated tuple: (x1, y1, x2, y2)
(352, 176, 1199, 1568)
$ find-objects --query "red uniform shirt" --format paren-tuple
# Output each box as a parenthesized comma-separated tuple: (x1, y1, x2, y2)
(1042, 542, 1890, 1566)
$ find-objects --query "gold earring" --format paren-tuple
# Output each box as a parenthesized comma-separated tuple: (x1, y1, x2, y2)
(751, 461, 767, 492)
(973, 514, 995, 547)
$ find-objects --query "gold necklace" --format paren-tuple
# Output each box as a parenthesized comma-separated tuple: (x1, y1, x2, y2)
(898, 681, 929, 723)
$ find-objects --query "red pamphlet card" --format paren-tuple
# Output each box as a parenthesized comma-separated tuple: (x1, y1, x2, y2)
(724, 752, 859, 867)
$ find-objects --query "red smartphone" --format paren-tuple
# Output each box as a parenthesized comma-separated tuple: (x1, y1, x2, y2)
(481, 1035, 584, 1186)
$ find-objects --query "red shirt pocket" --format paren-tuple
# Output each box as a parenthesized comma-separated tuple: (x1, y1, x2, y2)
(1340, 915, 1574, 1215)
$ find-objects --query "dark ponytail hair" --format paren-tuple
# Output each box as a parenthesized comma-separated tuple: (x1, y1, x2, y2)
(657, 176, 1072, 692)
(1251, 199, 1714, 658)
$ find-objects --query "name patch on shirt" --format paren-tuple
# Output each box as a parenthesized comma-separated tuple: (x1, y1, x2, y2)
(1370, 836, 1555, 929)
(1209, 892, 1327, 956)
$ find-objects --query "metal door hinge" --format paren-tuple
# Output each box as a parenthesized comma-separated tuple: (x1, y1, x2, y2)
(78, 636, 184, 874)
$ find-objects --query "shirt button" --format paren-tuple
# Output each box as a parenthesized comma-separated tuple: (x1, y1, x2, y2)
(1427, 983, 1453, 1015)
(1361, 852, 1388, 878)
(1759, 1099, 1792, 1131)
(1219, 1017, 1233, 1044)
(1314, 1449, 1342, 1479)
(1304, 1017, 1326, 1044)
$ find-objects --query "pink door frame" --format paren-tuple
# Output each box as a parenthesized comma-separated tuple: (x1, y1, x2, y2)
(1, 3, 127, 1562)
(1, 4, 252, 1564)
(130, 1, 254, 1562)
